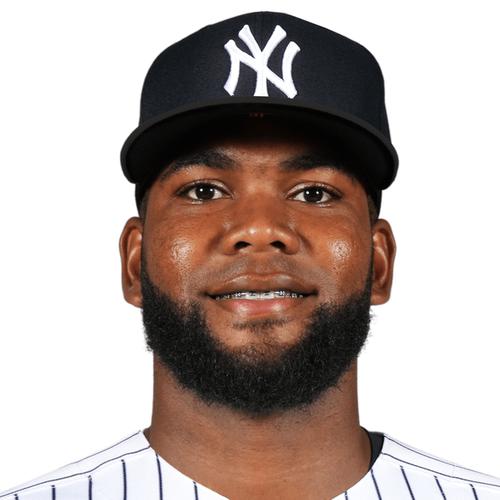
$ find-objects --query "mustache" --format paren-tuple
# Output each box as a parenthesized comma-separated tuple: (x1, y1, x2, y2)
(203, 256, 319, 281)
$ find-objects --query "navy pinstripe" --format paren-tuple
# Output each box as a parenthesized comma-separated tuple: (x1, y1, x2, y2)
(344, 491, 349, 499)
(121, 459, 127, 500)
(434, 475, 447, 499)
(371, 469, 382, 499)
(400, 466, 415, 500)
(155, 453, 163, 500)
(471, 483, 479, 500)
(87, 475, 92, 500)
(193, 481, 199, 500)
(51, 484, 56, 500)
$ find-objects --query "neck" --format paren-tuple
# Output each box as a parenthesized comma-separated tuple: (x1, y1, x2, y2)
(144, 355, 371, 500)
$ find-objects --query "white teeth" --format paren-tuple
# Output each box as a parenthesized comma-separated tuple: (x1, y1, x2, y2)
(214, 290, 306, 300)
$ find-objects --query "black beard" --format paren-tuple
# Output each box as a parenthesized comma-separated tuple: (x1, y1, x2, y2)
(140, 260, 373, 418)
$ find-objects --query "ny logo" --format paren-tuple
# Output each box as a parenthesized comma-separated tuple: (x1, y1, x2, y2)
(224, 24, 301, 98)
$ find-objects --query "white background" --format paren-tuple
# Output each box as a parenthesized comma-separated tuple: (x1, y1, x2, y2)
(1, 0, 499, 491)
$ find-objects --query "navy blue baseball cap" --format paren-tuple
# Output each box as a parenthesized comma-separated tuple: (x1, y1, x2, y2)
(120, 11, 399, 212)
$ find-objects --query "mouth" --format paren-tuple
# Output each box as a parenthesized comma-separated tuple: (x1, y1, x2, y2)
(210, 290, 312, 300)
(207, 290, 317, 317)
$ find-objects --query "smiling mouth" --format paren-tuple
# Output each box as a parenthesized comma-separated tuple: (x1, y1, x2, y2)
(207, 291, 316, 317)
(210, 290, 312, 300)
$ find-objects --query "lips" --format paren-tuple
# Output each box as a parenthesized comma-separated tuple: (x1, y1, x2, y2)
(206, 274, 317, 298)
(205, 274, 317, 318)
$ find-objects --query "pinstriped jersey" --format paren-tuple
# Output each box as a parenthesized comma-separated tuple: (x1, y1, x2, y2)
(1, 429, 499, 499)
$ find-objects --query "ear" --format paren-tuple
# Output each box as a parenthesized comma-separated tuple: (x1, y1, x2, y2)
(370, 218, 396, 305)
(119, 217, 143, 308)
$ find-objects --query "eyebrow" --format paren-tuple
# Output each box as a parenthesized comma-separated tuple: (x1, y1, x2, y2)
(158, 150, 237, 182)
(157, 149, 355, 183)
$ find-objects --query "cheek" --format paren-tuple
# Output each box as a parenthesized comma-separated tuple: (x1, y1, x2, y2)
(167, 237, 197, 277)
(329, 240, 351, 262)
(321, 224, 372, 295)
(146, 222, 200, 297)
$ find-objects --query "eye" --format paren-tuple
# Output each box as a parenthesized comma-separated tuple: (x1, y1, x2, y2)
(291, 185, 341, 204)
(177, 182, 227, 201)
(177, 182, 341, 204)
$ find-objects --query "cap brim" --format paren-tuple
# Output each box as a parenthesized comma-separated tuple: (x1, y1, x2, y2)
(120, 97, 399, 193)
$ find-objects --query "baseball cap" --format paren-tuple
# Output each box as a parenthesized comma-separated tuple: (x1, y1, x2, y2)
(120, 11, 399, 212)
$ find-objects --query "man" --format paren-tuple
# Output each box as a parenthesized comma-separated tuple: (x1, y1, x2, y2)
(1, 10, 499, 500)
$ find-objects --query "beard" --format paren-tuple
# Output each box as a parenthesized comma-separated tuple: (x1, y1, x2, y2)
(140, 257, 373, 418)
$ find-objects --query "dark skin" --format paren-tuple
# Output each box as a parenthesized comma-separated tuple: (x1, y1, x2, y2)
(119, 120, 396, 499)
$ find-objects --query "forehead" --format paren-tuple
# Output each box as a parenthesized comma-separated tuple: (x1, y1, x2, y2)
(154, 116, 363, 185)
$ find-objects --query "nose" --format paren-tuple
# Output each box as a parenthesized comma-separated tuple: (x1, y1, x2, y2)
(219, 197, 301, 255)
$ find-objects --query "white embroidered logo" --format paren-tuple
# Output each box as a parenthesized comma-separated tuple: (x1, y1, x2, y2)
(224, 24, 301, 98)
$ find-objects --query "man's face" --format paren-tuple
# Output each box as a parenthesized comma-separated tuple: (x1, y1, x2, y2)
(120, 118, 395, 416)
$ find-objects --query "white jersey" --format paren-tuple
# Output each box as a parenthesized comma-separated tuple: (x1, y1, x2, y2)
(1, 429, 499, 499)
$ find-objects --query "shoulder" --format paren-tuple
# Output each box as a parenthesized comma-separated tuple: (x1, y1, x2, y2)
(371, 433, 500, 498)
(0, 431, 152, 500)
